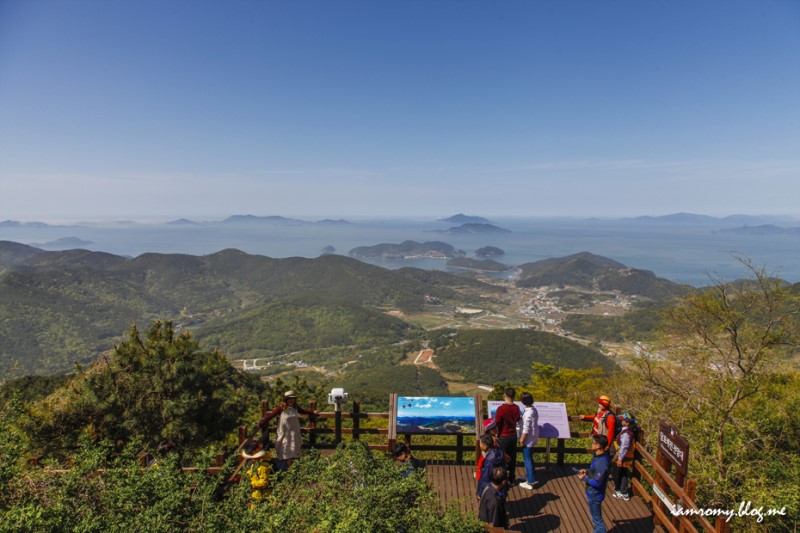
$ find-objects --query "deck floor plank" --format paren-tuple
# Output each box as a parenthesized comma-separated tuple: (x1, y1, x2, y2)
(428, 463, 657, 532)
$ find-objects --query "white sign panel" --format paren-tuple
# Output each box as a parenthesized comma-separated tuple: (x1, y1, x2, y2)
(487, 401, 571, 439)
(653, 483, 679, 515)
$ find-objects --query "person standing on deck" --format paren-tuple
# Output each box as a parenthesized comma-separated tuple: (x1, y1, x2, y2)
(494, 387, 521, 485)
(578, 434, 611, 533)
(478, 466, 510, 529)
(477, 433, 506, 499)
(612, 412, 637, 500)
(581, 395, 616, 454)
(256, 390, 318, 468)
(518, 391, 539, 490)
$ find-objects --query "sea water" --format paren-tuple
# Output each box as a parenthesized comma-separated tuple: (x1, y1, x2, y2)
(2, 217, 799, 286)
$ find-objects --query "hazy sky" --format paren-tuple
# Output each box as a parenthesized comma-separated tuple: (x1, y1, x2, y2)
(1, 1, 799, 221)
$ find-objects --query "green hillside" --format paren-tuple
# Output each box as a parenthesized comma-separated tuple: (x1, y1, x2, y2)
(431, 328, 616, 384)
(560, 301, 667, 342)
(0, 240, 45, 265)
(0, 268, 156, 374)
(340, 363, 450, 407)
(197, 300, 412, 357)
(0, 244, 494, 375)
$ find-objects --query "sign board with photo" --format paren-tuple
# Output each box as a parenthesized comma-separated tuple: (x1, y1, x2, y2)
(395, 396, 478, 435)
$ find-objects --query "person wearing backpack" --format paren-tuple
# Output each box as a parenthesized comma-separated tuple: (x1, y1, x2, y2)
(477, 433, 506, 500)
(478, 466, 510, 529)
(581, 395, 616, 454)
(612, 412, 637, 501)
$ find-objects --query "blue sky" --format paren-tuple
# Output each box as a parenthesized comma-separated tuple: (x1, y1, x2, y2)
(397, 396, 475, 418)
(1, 1, 798, 221)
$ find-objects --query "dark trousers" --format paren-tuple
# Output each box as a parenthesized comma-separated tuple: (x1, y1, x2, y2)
(498, 435, 517, 482)
(614, 463, 632, 496)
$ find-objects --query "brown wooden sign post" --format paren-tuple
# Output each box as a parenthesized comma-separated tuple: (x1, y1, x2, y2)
(656, 421, 690, 529)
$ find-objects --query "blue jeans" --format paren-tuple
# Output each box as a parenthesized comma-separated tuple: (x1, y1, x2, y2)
(586, 492, 607, 533)
(522, 446, 535, 484)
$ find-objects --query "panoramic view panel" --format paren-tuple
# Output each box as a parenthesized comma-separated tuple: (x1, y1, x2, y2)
(0, 1, 798, 532)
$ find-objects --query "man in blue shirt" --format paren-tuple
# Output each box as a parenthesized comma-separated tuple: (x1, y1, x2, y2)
(578, 434, 611, 533)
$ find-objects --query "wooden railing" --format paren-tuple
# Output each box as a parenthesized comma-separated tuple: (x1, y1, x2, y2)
(28, 397, 729, 532)
(247, 401, 598, 466)
(632, 443, 726, 533)
(249, 400, 729, 532)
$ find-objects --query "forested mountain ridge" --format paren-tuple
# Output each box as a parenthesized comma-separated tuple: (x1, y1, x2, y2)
(517, 251, 688, 298)
(0, 243, 497, 375)
(0, 240, 46, 266)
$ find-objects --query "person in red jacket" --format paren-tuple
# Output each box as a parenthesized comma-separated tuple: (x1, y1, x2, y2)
(581, 395, 616, 454)
(494, 387, 521, 484)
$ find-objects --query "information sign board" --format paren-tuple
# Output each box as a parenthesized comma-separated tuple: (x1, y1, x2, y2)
(486, 401, 571, 439)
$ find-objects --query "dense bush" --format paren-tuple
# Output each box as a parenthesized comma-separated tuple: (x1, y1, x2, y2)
(0, 433, 483, 532)
(26, 321, 261, 455)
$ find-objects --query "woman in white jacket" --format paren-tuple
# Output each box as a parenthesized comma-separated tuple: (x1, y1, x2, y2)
(517, 392, 539, 490)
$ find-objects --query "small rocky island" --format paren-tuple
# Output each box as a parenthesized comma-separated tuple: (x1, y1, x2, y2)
(475, 246, 505, 258)
(349, 240, 462, 260)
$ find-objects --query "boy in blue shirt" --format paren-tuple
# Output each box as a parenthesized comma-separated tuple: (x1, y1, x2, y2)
(578, 434, 611, 533)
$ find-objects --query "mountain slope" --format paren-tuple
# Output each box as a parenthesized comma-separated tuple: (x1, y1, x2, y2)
(517, 252, 686, 298)
(0, 241, 45, 266)
(432, 329, 617, 384)
(197, 300, 411, 356)
(0, 244, 481, 374)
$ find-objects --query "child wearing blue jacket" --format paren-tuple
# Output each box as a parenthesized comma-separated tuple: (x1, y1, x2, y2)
(578, 434, 611, 533)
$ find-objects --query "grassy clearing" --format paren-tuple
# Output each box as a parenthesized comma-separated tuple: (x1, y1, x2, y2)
(446, 380, 486, 396)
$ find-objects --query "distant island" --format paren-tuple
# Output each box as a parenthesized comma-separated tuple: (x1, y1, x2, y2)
(475, 246, 505, 258)
(618, 213, 796, 226)
(321, 245, 336, 254)
(221, 215, 306, 225)
(428, 223, 511, 235)
(717, 224, 800, 236)
(167, 218, 201, 226)
(447, 223, 510, 234)
(437, 213, 492, 225)
(446, 257, 510, 272)
(34, 237, 94, 248)
(0, 220, 50, 228)
(349, 240, 462, 260)
(316, 219, 352, 225)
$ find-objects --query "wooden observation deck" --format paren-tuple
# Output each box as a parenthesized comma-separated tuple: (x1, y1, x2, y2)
(241, 398, 727, 533)
(427, 462, 657, 532)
